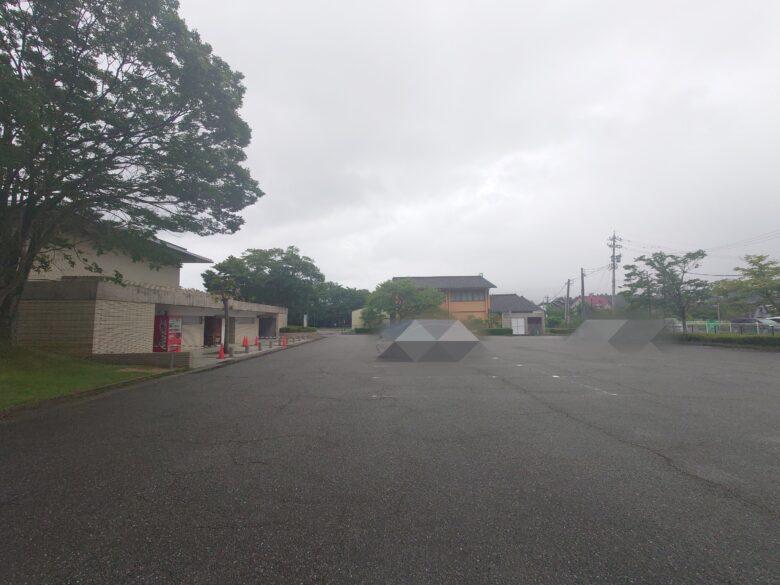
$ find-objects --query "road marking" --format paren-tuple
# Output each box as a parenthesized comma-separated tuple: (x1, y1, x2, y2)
(516, 364, 524, 367)
(492, 357, 499, 360)
(551, 375, 560, 378)
(581, 383, 618, 396)
(490, 375, 498, 379)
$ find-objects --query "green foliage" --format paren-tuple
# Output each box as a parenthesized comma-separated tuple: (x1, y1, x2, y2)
(203, 247, 324, 325)
(544, 304, 582, 329)
(359, 305, 386, 329)
(547, 327, 576, 335)
(364, 279, 446, 322)
(479, 328, 513, 336)
(312, 282, 369, 328)
(712, 255, 780, 317)
(0, 347, 157, 410)
(676, 333, 780, 349)
(0, 0, 261, 340)
(353, 327, 380, 334)
(622, 250, 710, 328)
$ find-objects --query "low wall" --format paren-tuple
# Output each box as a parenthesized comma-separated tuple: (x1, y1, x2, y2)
(280, 332, 320, 341)
(90, 352, 193, 369)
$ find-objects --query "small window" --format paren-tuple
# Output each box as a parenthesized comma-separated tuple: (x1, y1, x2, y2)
(450, 290, 484, 302)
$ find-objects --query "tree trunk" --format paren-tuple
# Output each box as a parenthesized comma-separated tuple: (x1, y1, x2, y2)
(0, 281, 24, 346)
(0, 227, 44, 346)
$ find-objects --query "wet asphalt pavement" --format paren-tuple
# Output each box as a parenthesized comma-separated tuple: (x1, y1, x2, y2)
(1, 334, 778, 584)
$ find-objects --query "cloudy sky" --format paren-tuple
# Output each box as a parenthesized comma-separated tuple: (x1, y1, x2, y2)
(171, 0, 780, 301)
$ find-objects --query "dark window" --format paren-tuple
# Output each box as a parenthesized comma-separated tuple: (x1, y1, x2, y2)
(450, 290, 485, 302)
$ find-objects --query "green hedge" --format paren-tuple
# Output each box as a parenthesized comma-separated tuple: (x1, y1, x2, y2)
(279, 326, 317, 333)
(547, 328, 575, 336)
(353, 327, 380, 334)
(676, 333, 780, 349)
(478, 328, 513, 336)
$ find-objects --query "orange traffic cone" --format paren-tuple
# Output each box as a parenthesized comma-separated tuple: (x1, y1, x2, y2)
(254, 336, 260, 348)
(217, 344, 225, 360)
(282, 335, 287, 348)
(242, 335, 249, 353)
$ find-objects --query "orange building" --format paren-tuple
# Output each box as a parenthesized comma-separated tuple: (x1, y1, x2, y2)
(392, 275, 496, 322)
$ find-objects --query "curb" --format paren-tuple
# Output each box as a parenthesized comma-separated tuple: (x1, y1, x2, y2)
(0, 336, 325, 420)
(189, 335, 324, 373)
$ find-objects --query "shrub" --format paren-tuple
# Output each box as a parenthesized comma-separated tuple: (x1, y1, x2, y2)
(353, 327, 380, 334)
(547, 328, 576, 336)
(478, 328, 513, 336)
(675, 333, 780, 348)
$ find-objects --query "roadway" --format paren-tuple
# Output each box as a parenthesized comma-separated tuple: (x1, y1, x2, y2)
(1, 334, 778, 584)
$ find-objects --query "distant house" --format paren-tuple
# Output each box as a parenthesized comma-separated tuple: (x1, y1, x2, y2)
(490, 294, 545, 335)
(572, 294, 611, 311)
(392, 275, 496, 322)
(540, 296, 567, 312)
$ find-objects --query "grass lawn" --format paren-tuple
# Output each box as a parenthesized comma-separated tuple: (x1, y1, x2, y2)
(0, 347, 167, 411)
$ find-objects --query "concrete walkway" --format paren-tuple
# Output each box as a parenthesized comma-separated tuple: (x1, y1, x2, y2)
(190, 336, 320, 370)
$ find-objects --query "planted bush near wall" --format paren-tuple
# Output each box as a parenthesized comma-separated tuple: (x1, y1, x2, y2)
(479, 328, 513, 336)
(353, 327, 380, 334)
(547, 328, 575, 336)
(676, 333, 780, 348)
(280, 326, 317, 333)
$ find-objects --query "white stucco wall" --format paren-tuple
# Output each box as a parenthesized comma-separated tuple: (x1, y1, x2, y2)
(234, 318, 258, 346)
(181, 321, 204, 348)
(31, 241, 181, 288)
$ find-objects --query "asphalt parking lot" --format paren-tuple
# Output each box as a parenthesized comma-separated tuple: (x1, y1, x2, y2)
(1, 334, 778, 584)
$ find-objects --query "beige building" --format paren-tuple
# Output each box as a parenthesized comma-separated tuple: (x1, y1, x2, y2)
(489, 294, 545, 335)
(16, 238, 287, 364)
(392, 275, 496, 322)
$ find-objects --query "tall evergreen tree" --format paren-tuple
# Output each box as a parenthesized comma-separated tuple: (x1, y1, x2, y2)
(0, 0, 262, 341)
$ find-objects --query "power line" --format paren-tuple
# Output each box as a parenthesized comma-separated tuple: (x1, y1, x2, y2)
(707, 229, 780, 251)
(688, 271, 740, 277)
(623, 228, 780, 257)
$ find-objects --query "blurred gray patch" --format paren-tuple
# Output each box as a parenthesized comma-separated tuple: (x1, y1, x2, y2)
(378, 319, 480, 361)
(570, 319, 667, 353)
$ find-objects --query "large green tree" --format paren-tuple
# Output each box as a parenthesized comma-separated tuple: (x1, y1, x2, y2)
(712, 255, 780, 317)
(622, 250, 710, 330)
(312, 282, 369, 328)
(203, 247, 325, 325)
(362, 278, 446, 326)
(0, 0, 262, 341)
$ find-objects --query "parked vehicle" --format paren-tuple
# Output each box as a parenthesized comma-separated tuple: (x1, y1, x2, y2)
(769, 316, 780, 324)
(730, 318, 780, 334)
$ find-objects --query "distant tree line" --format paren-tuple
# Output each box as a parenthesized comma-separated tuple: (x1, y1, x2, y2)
(621, 252, 779, 328)
(202, 246, 368, 326)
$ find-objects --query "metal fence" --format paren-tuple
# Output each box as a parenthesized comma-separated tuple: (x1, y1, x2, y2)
(669, 320, 777, 335)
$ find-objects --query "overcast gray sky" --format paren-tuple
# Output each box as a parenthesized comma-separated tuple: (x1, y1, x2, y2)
(171, 0, 780, 301)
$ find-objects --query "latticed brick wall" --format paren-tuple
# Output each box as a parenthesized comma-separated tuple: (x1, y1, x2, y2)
(15, 300, 97, 355)
(92, 300, 155, 354)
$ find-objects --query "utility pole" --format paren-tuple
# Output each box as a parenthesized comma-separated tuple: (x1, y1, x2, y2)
(580, 268, 585, 319)
(565, 279, 571, 325)
(607, 231, 623, 316)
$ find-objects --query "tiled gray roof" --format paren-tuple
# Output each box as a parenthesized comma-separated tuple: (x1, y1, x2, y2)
(490, 294, 542, 313)
(392, 275, 496, 289)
